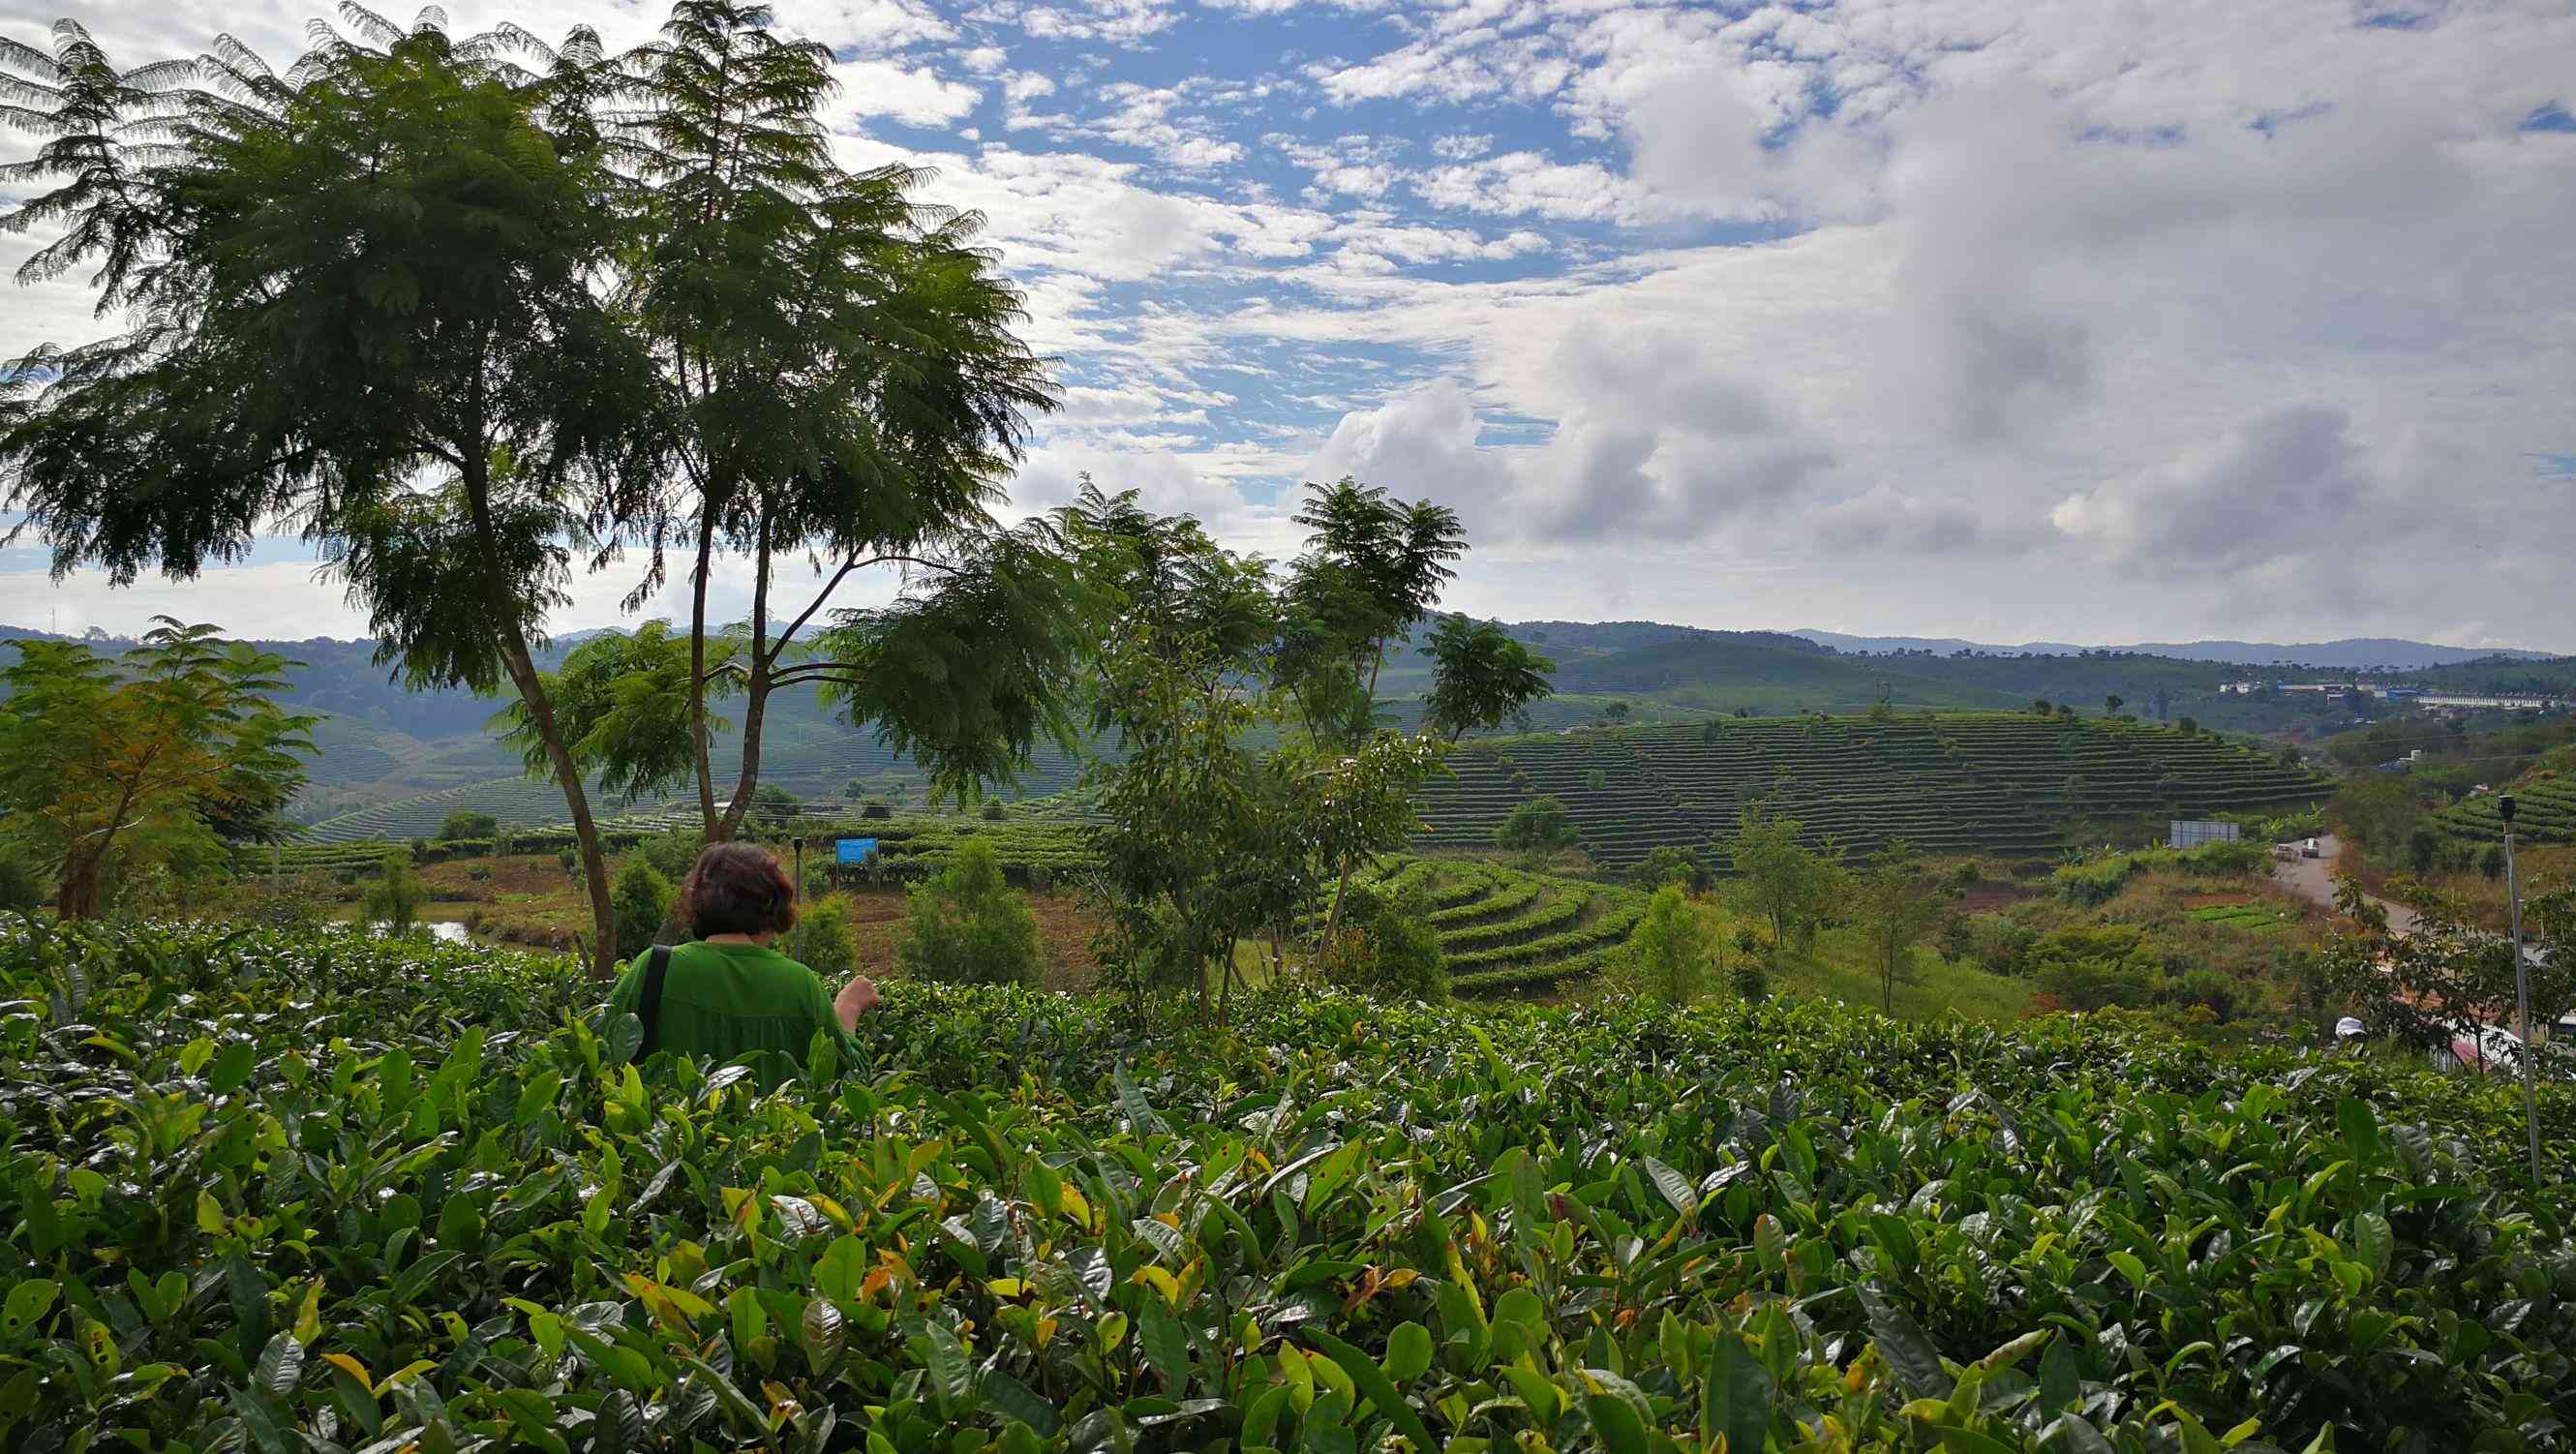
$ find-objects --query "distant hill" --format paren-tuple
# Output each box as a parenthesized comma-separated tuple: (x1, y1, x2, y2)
(1794, 629, 2562, 672)
(9, 616, 2565, 837)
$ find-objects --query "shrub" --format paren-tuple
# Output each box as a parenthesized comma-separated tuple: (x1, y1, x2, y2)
(226, 871, 334, 933)
(862, 799, 892, 820)
(1944, 912, 2039, 976)
(1731, 958, 1771, 1002)
(1317, 890, 1447, 1002)
(636, 826, 701, 883)
(2039, 955, 2154, 1011)
(981, 799, 1008, 821)
(781, 894, 860, 984)
(360, 851, 425, 934)
(751, 783, 802, 829)
(0, 838, 40, 914)
(1629, 845, 1711, 894)
(611, 857, 675, 957)
(897, 837, 1043, 985)
(1495, 795, 1576, 851)
(1620, 885, 1716, 1007)
(2052, 857, 2134, 906)
(436, 809, 499, 841)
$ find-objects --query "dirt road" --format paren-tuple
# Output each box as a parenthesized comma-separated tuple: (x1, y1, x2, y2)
(2271, 833, 2419, 937)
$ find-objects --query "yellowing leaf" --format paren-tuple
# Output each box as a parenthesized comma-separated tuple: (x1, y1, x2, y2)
(319, 1353, 373, 1395)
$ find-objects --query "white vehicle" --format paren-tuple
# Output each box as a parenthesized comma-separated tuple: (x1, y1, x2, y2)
(2302, 837, 2321, 858)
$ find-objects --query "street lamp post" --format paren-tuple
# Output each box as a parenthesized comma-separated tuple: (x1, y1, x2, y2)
(2503, 794, 2541, 1184)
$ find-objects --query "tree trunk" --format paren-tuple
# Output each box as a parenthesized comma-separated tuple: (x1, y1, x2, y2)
(498, 634, 617, 979)
(56, 851, 105, 920)
(688, 515, 721, 842)
(715, 512, 775, 842)
(461, 442, 617, 978)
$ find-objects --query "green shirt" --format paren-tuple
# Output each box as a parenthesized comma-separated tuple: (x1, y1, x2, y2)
(606, 941, 859, 1087)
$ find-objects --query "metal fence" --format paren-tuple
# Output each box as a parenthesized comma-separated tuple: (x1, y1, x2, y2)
(2168, 819, 2243, 849)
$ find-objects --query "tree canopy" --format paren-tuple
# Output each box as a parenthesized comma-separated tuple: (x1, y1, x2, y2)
(0, 619, 313, 917)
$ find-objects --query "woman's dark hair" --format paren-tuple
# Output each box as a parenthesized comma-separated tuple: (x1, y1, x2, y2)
(679, 842, 798, 939)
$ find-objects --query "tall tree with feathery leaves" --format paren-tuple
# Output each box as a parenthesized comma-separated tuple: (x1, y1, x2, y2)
(613, 0, 1067, 841)
(0, 10, 661, 975)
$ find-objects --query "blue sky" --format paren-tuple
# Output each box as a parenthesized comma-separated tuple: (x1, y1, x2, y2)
(5, 0, 2576, 650)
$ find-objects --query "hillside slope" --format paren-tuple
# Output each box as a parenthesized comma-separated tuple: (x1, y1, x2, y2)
(1416, 712, 2328, 871)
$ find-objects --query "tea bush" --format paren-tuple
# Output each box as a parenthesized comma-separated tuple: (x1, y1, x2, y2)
(2, 918, 2573, 1453)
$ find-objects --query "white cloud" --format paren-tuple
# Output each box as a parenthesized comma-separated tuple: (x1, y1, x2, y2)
(824, 58, 982, 126)
(9, 0, 2576, 649)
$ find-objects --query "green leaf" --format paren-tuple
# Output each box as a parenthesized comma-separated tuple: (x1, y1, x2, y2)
(1580, 1369, 1653, 1454)
(911, 1319, 975, 1409)
(209, 1040, 257, 1094)
(814, 1235, 867, 1303)
(802, 1295, 846, 1369)
(981, 1368, 1063, 1437)
(1, 1280, 60, 1341)
(2043, 1412, 2119, 1453)
(1114, 1061, 1168, 1136)
(2351, 1212, 2393, 1278)
(514, 1068, 563, 1126)
(1305, 1328, 1436, 1451)
(1704, 1330, 1772, 1454)
(254, 1330, 305, 1398)
(2337, 1099, 2379, 1164)
(2038, 1332, 2081, 1415)
(1142, 1311, 1189, 1384)
(1381, 1321, 1434, 1383)
(2106, 1251, 2149, 1289)
(1642, 1156, 1697, 1222)
(1859, 1284, 1953, 1399)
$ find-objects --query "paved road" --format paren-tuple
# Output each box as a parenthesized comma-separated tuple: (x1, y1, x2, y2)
(2271, 833, 2419, 937)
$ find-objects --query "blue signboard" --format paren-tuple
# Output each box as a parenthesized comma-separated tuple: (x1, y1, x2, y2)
(835, 837, 878, 865)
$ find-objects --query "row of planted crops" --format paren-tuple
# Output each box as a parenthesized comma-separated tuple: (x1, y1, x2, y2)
(2429, 772, 2576, 846)
(242, 814, 1106, 885)
(5, 917, 2572, 1452)
(1417, 713, 2330, 872)
(1304, 860, 1652, 997)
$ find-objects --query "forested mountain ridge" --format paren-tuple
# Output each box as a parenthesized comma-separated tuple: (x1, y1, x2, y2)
(8, 620, 2568, 838)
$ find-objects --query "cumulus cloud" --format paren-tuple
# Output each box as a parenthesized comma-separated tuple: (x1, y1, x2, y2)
(2051, 406, 2376, 569)
(9, 0, 2576, 648)
(824, 58, 982, 126)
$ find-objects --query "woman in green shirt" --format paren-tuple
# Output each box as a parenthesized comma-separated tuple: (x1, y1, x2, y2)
(606, 841, 878, 1082)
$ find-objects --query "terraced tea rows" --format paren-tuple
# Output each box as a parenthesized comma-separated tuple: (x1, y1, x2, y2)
(2430, 773, 2576, 844)
(1350, 859, 1645, 995)
(1415, 712, 2326, 872)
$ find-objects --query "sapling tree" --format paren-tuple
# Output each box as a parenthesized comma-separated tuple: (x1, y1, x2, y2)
(1421, 613, 1555, 742)
(1850, 840, 1948, 1015)
(1726, 803, 1845, 955)
(0, 621, 314, 917)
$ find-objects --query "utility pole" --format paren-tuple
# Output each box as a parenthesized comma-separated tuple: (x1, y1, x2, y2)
(2502, 794, 2542, 1184)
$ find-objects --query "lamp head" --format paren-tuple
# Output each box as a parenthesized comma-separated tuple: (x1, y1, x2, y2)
(2499, 794, 2516, 826)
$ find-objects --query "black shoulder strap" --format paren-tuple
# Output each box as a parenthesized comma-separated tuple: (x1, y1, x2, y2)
(638, 944, 673, 1056)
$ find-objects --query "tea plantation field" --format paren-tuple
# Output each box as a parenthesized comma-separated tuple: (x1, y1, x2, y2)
(1340, 859, 1650, 997)
(6, 920, 2573, 1452)
(242, 813, 1105, 885)
(2429, 774, 2576, 846)
(1417, 714, 2328, 873)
